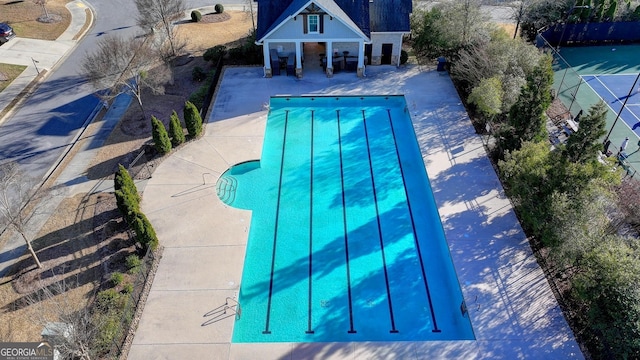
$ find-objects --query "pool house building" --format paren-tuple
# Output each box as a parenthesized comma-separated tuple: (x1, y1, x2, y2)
(255, 0, 412, 78)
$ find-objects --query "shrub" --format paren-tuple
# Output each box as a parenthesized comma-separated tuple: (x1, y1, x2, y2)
(188, 85, 208, 111)
(110, 272, 124, 286)
(400, 50, 409, 65)
(131, 212, 159, 251)
(231, 29, 262, 65)
(151, 116, 172, 154)
(169, 110, 185, 147)
(184, 101, 203, 138)
(214, 3, 224, 13)
(95, 289, 127, 312)
(121, 283, 134, 295)
(114, 165, 141, 225)
(192, 66, 207, 82)
(114, 165, 140, 203)
(203, 45, 226, 63)
(191, 10, 201, 22)
(125, 254, 142, 273)
(227, 46, 245, 62)
(93, 312, 123, 355)
(115, 187, 140, 225)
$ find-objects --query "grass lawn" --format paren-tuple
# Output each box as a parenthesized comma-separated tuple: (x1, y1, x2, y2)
(0, 63, 27, 92)
(0, 0, 71, 40)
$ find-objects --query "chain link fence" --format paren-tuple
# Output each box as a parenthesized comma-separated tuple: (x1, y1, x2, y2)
(537, 33, 639, 178)
(103, 245, 161, 360)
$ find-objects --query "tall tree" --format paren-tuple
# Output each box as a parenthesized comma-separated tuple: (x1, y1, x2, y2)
(452, 27, 541, 105)
(411, 0, 489, 61)
(135, 0, 186, 59)
(81, 35, 170, 120)
(504, 54, 554, 151)
(564, 101, 608, 163)
(576, 238, 640, 358)
(411, 7, 447, 60)
(244, 0, 256, 33)
(498, 141, 557, 236)
(511, 0, 542, 39)
(519, 0, 572, 41)
(0, 162, 42, 268)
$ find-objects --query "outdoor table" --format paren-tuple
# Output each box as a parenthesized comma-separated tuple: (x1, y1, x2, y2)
(345, 57, 357, 71)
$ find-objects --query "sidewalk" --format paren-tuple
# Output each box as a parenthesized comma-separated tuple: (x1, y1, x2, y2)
(0, 0, 95, 277)
(0, 1, 250, 277)
(0, 0, 92, 123)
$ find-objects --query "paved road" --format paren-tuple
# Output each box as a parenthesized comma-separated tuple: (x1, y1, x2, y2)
(0, 0, 251, 276)
(0, 0, 246, 182)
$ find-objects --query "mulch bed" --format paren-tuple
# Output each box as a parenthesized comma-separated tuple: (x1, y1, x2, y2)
(201, 12, 231, 24)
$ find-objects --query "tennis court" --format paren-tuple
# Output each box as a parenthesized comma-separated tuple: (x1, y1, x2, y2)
(582, 74, 640, 136)
(543, 43, 640, 175)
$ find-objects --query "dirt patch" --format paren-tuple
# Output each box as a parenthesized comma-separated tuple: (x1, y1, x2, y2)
(201, 12, 231, 23)
(547, 97, 571, 121)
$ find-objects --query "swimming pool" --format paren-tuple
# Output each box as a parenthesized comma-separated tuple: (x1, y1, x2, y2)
(217, 95, 474, 343)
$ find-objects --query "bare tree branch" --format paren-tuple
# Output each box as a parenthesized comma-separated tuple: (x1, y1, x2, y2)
(0, 162, 42, 269)
(135, 0, 186, 58)
(25, 276, 98, 360)
(33, 0, 50, 20)
(81, 35, 170, 120)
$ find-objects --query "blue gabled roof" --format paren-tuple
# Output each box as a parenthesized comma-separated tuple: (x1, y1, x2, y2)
(369, 0, 412, 32)
(256, 0, 371, 40)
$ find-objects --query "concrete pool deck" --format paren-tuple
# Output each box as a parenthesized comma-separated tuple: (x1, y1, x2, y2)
(128, 65, 583, 359)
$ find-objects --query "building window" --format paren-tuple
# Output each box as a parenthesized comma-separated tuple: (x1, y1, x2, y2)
(308, 14, 319, 33)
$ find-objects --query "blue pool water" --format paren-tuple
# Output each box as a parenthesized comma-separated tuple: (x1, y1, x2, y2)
(217, 96, 474, 343)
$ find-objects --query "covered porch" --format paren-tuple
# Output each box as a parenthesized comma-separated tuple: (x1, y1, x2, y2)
(262, 40, 367, 78)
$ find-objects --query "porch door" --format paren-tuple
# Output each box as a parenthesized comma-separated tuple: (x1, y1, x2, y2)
(365, 44, 372, 65)
(381, 43, 393, 65)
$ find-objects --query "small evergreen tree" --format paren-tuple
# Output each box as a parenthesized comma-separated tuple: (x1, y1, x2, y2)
(114, 164, 140, 203)
(564, 101, 608, 164)
(184, 101, 203, 138)
(114, 165, 143, 226)
(151, 116, 172, 154)
(169, 110, 185, 146)
(131, 212, 159, 251)
(115, 186, 140, 225)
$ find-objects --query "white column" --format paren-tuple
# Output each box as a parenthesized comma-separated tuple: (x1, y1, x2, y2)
(296, 41, 303, 65)
(357, 40, 365, 77)
(263, 41, 272, 77)
(295, 41, 303, 78)
(326, 41, 333, 77)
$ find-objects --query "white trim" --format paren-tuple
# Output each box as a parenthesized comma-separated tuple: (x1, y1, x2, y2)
(308, 14, 320, 34)
(257, 0, 370, 43)
(262, 37, 372, 44)
(370, 31, 408, 35)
